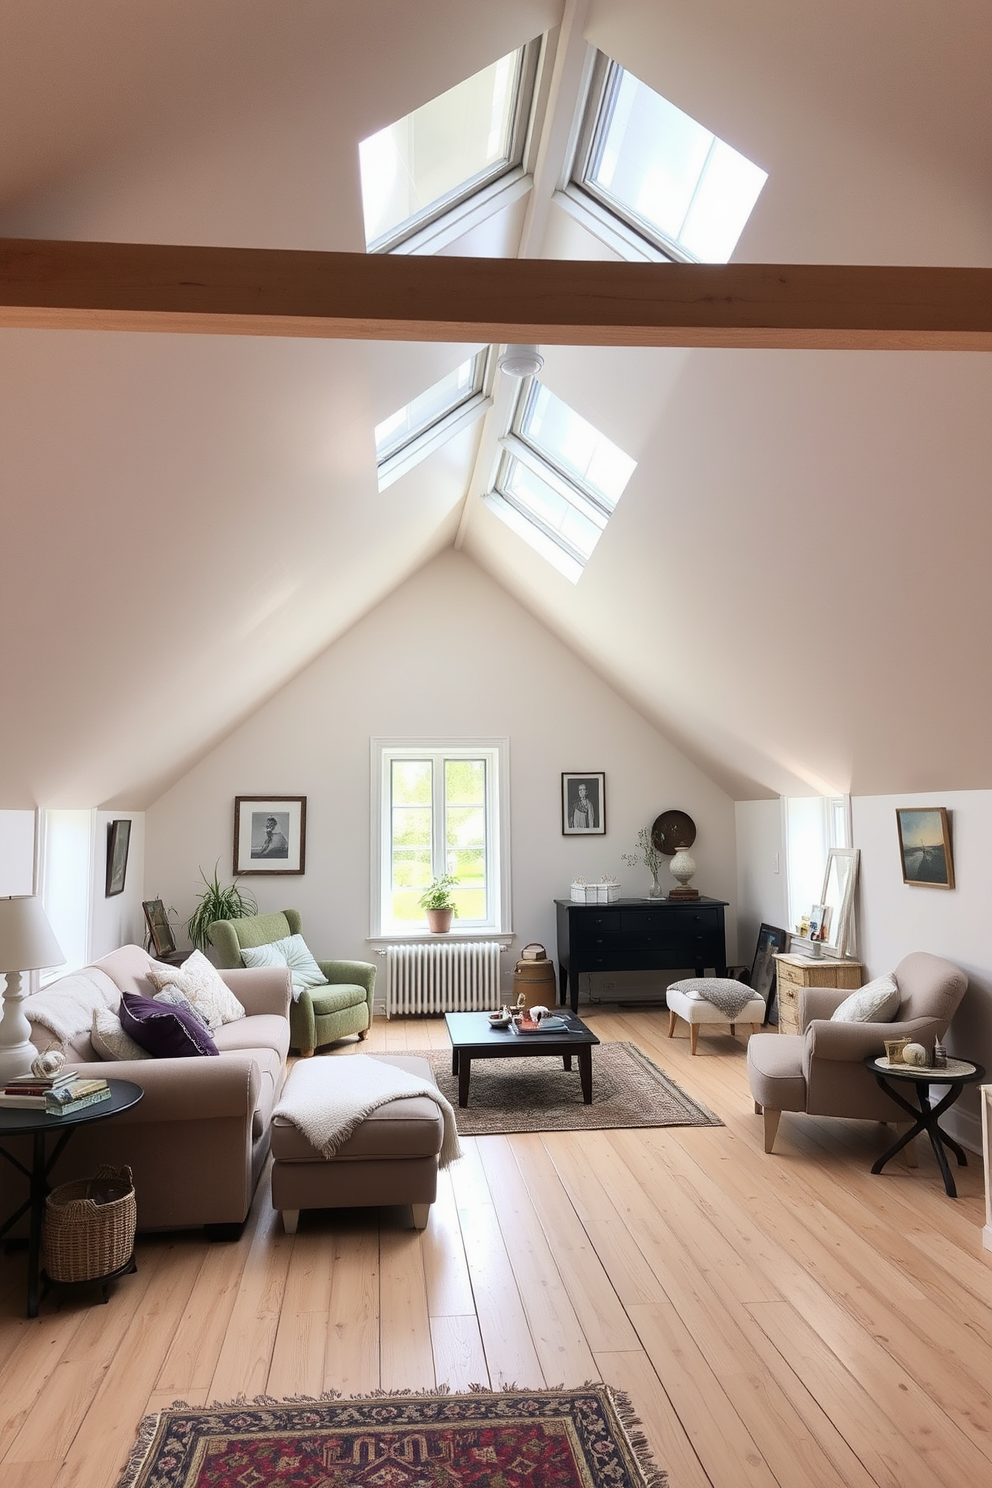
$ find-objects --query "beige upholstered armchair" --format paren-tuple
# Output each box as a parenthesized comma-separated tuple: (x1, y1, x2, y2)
(209, 910, 374, 1057)
(747, 951, 967, 1153)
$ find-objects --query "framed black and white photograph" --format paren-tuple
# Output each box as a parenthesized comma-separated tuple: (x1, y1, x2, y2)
(106, 818, 131, 897)
(561, 773, 606, 835)
(234, 796, 307, 875)
(897, 807, 954, 889)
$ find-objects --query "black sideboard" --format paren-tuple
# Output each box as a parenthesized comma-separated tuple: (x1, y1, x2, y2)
(554, 897, 728, 1013)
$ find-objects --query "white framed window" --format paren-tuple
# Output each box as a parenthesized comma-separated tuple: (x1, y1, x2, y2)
(371, 739, 511, 939)
(359, 41, 541, 254)
(375, 349, 492, 490)
(785, 795, 851, 939)
(484, 377, 636, 582)
(565, 54, 767, 263)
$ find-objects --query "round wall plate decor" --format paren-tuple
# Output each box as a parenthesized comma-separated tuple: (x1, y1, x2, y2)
(651, 810, 697, 855)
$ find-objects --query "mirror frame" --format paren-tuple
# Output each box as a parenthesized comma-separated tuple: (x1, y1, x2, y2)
(820, 847, 859, 958)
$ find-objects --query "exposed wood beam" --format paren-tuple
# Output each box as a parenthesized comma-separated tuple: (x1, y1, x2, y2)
(1, 237, 991, 350)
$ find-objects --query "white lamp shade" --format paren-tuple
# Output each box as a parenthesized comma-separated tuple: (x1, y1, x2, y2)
(0, 896, 66, 973)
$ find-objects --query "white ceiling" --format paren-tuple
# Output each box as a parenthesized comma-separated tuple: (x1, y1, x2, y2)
(2, 0, 991, 808)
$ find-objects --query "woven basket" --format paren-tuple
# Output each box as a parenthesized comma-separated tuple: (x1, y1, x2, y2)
(43, 1165, 136, 1283)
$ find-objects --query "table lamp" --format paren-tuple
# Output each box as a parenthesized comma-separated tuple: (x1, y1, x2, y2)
(0, 896, 66, 1082)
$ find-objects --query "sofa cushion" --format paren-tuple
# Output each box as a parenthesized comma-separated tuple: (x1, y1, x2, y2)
(241, 934, 329, 1001)
(120, 990, 219, 1058)
(25, 967, 121, 1054)
(91, 1007, 153, 1061)
(146, 949, 245, 1030)
(153, 986, 211, 1030)
(830, 974, 900, 1024)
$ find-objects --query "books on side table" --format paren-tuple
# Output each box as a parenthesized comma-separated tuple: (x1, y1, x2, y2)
(0, 1071, 112, 1115)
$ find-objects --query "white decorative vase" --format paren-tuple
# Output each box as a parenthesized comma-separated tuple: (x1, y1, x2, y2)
(669, 849, 696, 889)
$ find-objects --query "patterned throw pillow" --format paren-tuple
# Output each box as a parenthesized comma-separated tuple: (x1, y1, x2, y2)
(146, 949, 245, 1030)
(153, 987, 211, 1030)
(119, 991, 219, 1058)
(241, 934, 328, 1001)
(830, 973, 900, 1023)
(91, 1007, 153, 1061)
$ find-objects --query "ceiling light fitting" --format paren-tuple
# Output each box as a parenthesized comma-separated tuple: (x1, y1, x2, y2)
(498, 344, 544, 378)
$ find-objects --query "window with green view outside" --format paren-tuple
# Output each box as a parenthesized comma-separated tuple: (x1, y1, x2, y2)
(389, 755, 488, 926)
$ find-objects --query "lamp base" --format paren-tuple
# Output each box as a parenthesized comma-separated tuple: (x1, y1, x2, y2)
(0, 969, 40, 1083)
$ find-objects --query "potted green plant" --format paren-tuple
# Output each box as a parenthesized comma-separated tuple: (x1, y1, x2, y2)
(418, 874, 459, 933)
(186, 864, 257, 952)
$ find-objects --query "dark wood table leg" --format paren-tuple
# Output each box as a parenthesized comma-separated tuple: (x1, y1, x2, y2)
(451, 1048, 459, 1078)
(869, 1077, 968, 1198)
(458, 1055, 472, 1108)
(563, 1054, 573, 1071)
(578, 1048, 593, 1104)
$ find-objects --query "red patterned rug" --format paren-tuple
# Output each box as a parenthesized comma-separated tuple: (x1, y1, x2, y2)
(117, 1386, 667, 1488)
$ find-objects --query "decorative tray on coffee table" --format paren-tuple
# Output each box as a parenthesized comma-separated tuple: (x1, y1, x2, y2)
(511, 1016, 570, 1036)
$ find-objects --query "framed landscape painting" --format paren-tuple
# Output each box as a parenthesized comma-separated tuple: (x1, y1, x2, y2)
(105, 819, 131, 897)
(234, 796, 307, 875)
(896, 807, 954, 889)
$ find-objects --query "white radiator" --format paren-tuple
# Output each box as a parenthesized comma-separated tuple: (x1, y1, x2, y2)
(385, 941, 501, 1017)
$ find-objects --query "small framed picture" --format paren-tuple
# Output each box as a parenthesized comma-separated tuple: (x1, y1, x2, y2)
(808, 903, 832, 942)
(561, 773, 606, 835)
(896, 807, 954, 889)
(106, 819, 132, 897)
(234, 796, 307, 875)
(142, 898, 176, 957)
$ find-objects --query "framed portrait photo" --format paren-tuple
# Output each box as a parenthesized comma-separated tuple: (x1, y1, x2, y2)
(896, 807, 954, 889)
(234, 796, 307, 875)
(142, 898, 176, 958)
(561, 773, 606, 835)
(106, 819, 132, 897)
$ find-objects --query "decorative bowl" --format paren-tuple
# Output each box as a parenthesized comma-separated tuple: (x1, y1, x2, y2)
(488, 1012, 512, 1028)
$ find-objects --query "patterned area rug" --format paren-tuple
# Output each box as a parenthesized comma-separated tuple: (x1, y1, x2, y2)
(421, 1040, 721, 1135)
(118, 1386, 667, 1488)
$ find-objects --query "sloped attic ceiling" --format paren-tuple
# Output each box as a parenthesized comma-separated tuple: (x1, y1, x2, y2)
(1, 0, 991, 809)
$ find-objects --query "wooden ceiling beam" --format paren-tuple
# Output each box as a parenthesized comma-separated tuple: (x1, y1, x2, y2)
(1, 237, 991, 350)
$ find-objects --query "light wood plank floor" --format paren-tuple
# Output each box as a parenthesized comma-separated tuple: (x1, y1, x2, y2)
(1, 1007, 989, 1488)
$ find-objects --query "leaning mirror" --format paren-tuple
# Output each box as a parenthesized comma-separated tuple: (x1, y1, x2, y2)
(820, 848, 859, 957)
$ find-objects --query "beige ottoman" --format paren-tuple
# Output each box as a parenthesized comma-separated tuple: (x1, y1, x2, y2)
(270, 1054, 445, 1233)
(666, 978, 766, 1054)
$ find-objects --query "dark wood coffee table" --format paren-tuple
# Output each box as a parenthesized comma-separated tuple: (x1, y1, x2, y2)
(444, 1011, 600, 1107)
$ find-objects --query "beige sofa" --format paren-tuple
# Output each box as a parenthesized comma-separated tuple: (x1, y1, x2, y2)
(17, 944, 291, 1237)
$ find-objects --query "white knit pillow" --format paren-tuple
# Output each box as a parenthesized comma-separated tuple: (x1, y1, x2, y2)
(241, 934, 328, 1001)
(91, 1006, 152, 1061)
(146, 950, 245, 1030)
(830, 973, 900, 1023)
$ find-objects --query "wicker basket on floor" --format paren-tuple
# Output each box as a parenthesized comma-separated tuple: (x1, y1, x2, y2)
(43, 1165, 136, 1283)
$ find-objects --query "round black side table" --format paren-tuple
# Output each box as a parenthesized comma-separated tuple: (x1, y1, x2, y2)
(0, 1079, 144, 1316)
(865, 1055, 985, 1198)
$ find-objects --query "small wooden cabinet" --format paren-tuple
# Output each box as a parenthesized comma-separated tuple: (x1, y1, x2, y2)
(773, 953, 863, 1035)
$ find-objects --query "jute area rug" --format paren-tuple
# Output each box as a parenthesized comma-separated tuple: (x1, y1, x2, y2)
(421, 1040, 721, 1136)
(118, 1386, 667, 1488)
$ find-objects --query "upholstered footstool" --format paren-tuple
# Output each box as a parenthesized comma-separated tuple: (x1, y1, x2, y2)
(666, 978, 767, 1054)
(270, 1054, 445, 1233)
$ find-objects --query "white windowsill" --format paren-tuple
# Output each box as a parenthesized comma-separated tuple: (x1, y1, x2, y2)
(367, 931, 515, 951)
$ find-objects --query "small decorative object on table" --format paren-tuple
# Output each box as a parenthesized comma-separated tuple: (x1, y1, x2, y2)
(570, 876, 620, 903)
(651, 810, 700, 899)
(622, 829, 664, 898)
(902, 1042, 929, 1067)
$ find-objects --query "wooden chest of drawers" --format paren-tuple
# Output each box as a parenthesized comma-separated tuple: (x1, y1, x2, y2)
(773, 953, 864, 1036)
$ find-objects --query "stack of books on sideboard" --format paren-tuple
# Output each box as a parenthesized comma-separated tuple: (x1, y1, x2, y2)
(0, 1071, 111, 1115)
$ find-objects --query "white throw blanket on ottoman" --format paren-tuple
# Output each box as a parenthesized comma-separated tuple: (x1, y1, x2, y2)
(274, 1054, 462, 1168)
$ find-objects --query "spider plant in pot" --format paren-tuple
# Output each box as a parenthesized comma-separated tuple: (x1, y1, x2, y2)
(419, 874, 459, 933)
(186, 864, 257, 952)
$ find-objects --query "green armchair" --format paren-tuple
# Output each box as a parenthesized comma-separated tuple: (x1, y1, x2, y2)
(208, 909, 375, 1057)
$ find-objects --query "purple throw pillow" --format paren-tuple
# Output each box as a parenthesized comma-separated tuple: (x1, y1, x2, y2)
(119, 990, 219, 1058)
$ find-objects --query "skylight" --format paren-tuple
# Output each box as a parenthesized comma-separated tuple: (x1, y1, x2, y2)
(375, 352, 489, 490)
(485, 380, 636, 582)
(572, 58, 767, 263)
(359, 44, 538, 253)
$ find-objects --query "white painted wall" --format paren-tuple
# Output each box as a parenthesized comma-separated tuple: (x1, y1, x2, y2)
(145, 552, 740, 1001)
(735, 799, 788, 958)
(0, 810, 36, 895)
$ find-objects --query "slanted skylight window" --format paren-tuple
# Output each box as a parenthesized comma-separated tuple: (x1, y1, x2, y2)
(571, 58, 767, 263)
(360, 43, 539, 253)
(375, 351, 490, 490)
(485, 380, 636, 582)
